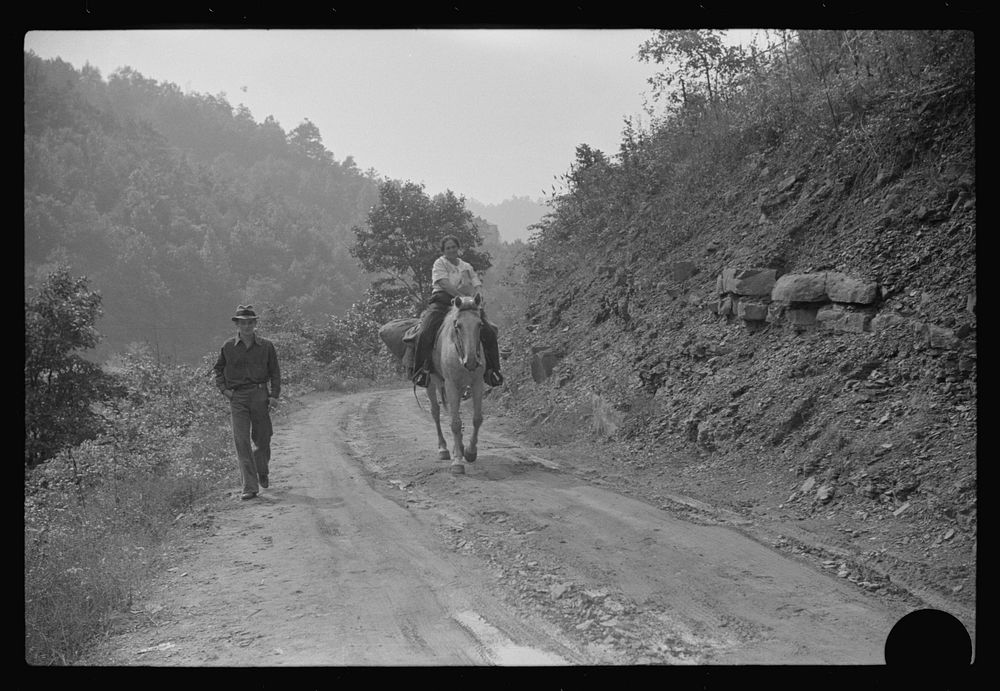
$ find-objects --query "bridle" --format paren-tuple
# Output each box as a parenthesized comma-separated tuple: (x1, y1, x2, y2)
(450, 301, 482, 366)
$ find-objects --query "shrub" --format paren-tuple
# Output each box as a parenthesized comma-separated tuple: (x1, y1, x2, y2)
(24, 348, 231, 664)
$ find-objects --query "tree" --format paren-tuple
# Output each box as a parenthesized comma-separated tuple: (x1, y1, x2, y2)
(640, 30, 723, 108)
(638, 30, 751, 120)
(287, 119, 334, 164)
(24, 267, 124, 467)
(350, 180, 491, 312)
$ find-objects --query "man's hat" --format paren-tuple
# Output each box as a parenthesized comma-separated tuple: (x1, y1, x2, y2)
(232, 304, 258, 322)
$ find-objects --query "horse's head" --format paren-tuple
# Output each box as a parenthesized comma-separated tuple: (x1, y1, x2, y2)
(449, 294, 483, 371)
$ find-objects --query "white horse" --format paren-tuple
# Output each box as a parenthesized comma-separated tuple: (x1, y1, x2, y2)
(428, 295, 485, 475)
(378, 295, 486, 475)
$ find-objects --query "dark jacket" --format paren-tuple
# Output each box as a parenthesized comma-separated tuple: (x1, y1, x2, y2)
(213, 334, 281, 398)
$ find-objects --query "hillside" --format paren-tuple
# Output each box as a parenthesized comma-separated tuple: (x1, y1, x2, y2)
(493, 33, 976, 617)
(24, 53, 381, 363)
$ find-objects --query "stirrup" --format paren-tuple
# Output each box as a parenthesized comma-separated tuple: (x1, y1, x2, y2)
(412, 368, 429, 388)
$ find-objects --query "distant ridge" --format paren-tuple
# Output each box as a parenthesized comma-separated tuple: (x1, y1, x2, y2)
(465, 195, 548, 244)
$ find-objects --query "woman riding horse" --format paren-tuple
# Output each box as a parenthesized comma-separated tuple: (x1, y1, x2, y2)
(411, 235, 504, 389)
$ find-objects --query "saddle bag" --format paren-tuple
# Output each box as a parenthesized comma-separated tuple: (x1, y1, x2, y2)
(378, 317, 421, 373)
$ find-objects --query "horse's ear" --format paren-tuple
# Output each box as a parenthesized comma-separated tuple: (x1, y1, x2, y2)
(453, 296, 463, 308)
(474, 293, 482, 306)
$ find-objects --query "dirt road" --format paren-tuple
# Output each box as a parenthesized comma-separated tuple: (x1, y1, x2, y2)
(80, 387, 911, 666)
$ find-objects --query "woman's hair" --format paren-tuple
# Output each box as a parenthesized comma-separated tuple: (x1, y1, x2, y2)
(439, 235, 461, 252)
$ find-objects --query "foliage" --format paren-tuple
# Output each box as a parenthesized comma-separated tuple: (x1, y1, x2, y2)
(24, 283, 381, 663)
(350, 179, 492, 311)
(252, 303, 328, 393)
(287, 118, 334, 165)
(475, 223, 531, 332)
(637, 29, 974, 146)
(24, 51, 380, 363)
(25, 347, 232, 665)
(639, 29, 752, 122)
(311, 287, 409, 380)
(24, 266, 125, 467)
(528, 29, 975, 284)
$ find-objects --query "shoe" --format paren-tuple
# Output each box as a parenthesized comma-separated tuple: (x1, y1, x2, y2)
(241, 491, 257, 501)
(485, 369, 504, 387)
(259, 474, 269, 489)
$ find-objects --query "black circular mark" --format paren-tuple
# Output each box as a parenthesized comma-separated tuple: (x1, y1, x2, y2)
(885, 608, 972, 665)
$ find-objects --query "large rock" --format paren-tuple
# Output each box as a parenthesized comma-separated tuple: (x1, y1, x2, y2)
(717, 295, 736, 317)
(826, 272, 878, 304)
(915, 323, 959, 350)
(786, 305, 820, 326)
(737, 300, 769, 321)
(816, 306, 844, 329)
(772, 273, 828, 302)
(721, 268, 777, 296)
(818, 307, 872, 333)
(530, 347, 565, 383)
(840, 312, 873, 333)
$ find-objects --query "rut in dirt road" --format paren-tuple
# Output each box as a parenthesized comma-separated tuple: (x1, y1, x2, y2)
(343, 388, 912, 664)
(81, 388, 911, 666)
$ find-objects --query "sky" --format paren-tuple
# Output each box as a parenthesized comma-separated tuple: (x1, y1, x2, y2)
(22, 29, 712, 206)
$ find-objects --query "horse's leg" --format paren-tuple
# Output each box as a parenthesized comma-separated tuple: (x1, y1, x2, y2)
(428, 378, 449, 460)
(465, 380, 484, 464)
(445, 379, 465, 474)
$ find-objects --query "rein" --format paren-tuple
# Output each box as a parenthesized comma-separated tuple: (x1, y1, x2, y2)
(449, 305, 482, 363)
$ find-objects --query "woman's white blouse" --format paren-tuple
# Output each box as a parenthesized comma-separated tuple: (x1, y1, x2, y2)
(432, 256, 482, 296)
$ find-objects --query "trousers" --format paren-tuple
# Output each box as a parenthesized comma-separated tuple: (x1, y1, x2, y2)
(229, 385, 272, 494)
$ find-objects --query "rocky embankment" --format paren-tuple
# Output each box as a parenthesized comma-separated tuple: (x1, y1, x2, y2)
(492, 84, 976, 617)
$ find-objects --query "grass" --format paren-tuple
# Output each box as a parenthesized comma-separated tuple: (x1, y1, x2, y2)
(23, 350, 241, 667)
(24, 430, 234, 665)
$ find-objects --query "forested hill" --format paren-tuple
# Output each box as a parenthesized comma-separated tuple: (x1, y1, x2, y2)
(24, 52, 382, 363)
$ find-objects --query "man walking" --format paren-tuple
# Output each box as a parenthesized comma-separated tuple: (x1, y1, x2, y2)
(213, 305, 281, 500)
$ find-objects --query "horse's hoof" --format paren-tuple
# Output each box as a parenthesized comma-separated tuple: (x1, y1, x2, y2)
(439, 450, 451, 461)
(465, 450, 477, 464)
(449, 463, 465, 475)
